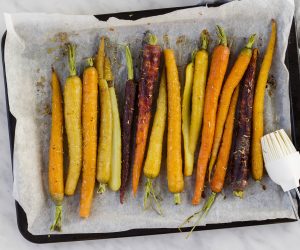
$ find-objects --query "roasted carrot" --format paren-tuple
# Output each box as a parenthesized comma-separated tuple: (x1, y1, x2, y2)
(143, 68, 167, 213)
(120, 45, 136, 203)
(132, 33, 161, 196)
(231, 49, 258, 197)
(49, 68, 64, 231)
(96, 38, 112, 193)
(182, 58, 194, 178)
(64, 44, 83, 196)
(208, 34, 256, 180)
(105, 57, 122, 192)
(79, 59, 98, 218)
(164, 49, 184, 205)
(192, 26, 230, 205)
(187, 30, 209, 176)
(180, 85, 239, 236)
(211, 86, 240, 193)
(252, 20, 276, 181)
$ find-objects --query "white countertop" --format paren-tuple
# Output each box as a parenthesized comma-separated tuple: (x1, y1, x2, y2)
(1, 0, 300, 249)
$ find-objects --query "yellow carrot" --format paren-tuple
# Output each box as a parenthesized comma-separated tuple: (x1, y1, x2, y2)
(143, 68, 167, 213)
(182, 61, 194, 177)
(108, 87, 122, 191)
(105, 57, 122, 191)
(188, 30, 209, 177)
(252, 20, 276, 181)
(64, 44, 82, 196)
(96, 38, 112, 193)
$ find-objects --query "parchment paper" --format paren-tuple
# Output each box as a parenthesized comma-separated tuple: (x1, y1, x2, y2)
(4, 0, 296, 235)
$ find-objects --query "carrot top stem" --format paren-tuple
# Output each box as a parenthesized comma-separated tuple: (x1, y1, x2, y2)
(50, 205, 62, 232)
(97, 183, 107, 194)
(200, 29, 209, 50)
(216, 25, 227, 46)
(245, 34, 256, 49)
(67, 43, 77, 76)
(87, 57, 94, 67)
(233, 190, 244, 198)
(191, 49, 198, 62)
(174, 193, 181, 205)
(179, 192, 217, 238)
(143, 178, 163, 216)
(125, 45, 134, 80)
(147, 33, 158, 45)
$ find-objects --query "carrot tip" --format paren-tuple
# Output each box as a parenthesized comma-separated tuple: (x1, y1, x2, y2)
(50, 205, 62, 232)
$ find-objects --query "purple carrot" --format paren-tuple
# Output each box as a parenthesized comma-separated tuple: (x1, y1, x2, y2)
(120, 45, 136, 203)
(231, 48, 258, 198)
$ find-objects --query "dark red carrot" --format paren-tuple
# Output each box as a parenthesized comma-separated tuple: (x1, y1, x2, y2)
(132, 33, 161, 196)
(231, 48, 258, 198)
(120, 45, 136, 203)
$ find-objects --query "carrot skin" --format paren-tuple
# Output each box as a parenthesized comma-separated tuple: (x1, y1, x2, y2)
(231, 49, 258, 194)
(164, 49, 184, 195)
(79, 65, 98, 218)
(49, 69, 64, 205)
(120, 79, 136, 203)
(252, 20, 276, 181)
(192, 43, 230, 205)
(210, 86, 240, 193)
(132, 44, 161, 196)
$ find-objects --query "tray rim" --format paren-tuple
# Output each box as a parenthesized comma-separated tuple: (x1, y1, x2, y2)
(1, 3, 300, 244)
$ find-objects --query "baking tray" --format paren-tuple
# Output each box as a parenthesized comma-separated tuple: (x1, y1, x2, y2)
(2, 3, 300, 244)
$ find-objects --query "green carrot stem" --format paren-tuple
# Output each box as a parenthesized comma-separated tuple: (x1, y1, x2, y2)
(200, 29, 209, 50)
(50, 205, 62, 232)
(147, 33, 158, 45)
(186, 192, 217, 238)
(233, 190, 244, 198)
(144, 178, 152, 209)
(191, 49, 197, 62)
(144, 178, 163, 216)
(216, 25, 227, 47)
(67, 43, 77, 76)
(245, 34, 256, 49)
(87, 57, 94, 67)
(174, 193, 181, 205)
(125, 45, 134, 80)
(97, 183, 107, 194)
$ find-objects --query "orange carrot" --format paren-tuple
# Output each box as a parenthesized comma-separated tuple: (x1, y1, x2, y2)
(49, 68, 64, 231)
(164, 49, 184, 204)
(79, 59, 98, 218)
(192, 26, 230, 205)
(211, 86, 240, 193)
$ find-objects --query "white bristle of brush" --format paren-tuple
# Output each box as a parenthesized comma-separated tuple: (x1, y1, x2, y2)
(261, 129, 296, 162)
(261, 129, 300, 221)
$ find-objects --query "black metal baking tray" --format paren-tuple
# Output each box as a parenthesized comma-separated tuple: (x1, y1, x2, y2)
(2, 3, 300, 244)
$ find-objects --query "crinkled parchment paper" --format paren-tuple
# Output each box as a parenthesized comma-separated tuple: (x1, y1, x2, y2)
(4, 0, 296, 235)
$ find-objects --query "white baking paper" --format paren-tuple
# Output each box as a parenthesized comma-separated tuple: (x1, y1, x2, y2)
(4, 0, 296, 235)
